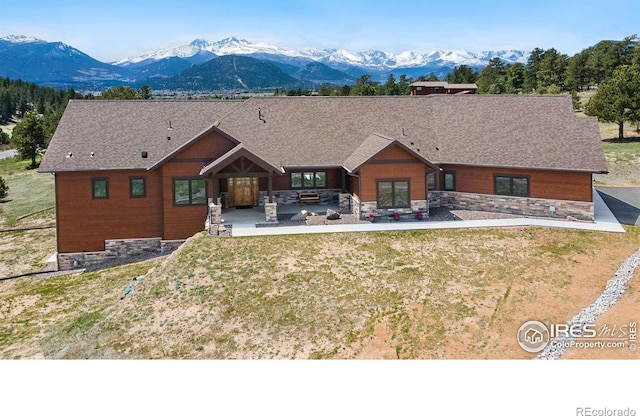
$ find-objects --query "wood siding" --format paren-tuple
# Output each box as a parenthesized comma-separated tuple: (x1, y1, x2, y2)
(56, 130, 237, 253)
(359, 144, 427, 202)
(162, 132, 236, 241)
(56, 170, 163, 253)
(440, 165, 593, 202)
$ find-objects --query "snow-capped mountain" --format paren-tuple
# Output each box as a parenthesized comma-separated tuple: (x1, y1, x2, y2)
(114, 36, 528, 73)
(0, 35, 137, 88)
(0, 34, 527, 90)
(0, 35, 44, 44)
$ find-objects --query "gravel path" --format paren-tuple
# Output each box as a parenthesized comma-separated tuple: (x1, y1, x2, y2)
(536, 248, 640, 359)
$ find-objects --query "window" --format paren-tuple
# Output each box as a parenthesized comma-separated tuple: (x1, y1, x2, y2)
(377, 180, 410, 208)
(426, 172, 437, 191)
(173, 178, 207, 206)
(130, 177, 146, 198)
(291, 171, 327, 189)
(444, 172, 456, 191)
(92, 178, 108, 199)
(494, 175, 529, 197)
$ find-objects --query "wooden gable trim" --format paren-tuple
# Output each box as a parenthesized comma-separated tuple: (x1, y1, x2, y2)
(349, 136, 441, 174)
(200, 144, 284, 176)
(148, 124, 239, 171)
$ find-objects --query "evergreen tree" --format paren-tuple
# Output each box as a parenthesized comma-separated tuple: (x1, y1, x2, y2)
(137, 84, 152, 99)
(350, 74, 377, 96)
(536, 48, 568, 92)
(476, 58, 506, 93)
(565, 48, 593, 91)
(524, 47, 545, 93)
(11, 110, 47, 168)
(505, 62, 525, 93)
(398, 74, 412, 95)
(585, 65, 640, 140)
(383, 74, 400, 95)
(445, 65, 477, 84)
(0, 176, 8, 200)
(99, 85, 138, 99)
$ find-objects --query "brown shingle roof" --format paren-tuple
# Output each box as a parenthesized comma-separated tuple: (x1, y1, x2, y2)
(39, 100, 242, 172)
(39, 95, 608, 174)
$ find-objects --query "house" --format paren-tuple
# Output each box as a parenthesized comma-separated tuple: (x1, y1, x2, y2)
(409, 81, 477, 95)
(39, 95, 607, 270)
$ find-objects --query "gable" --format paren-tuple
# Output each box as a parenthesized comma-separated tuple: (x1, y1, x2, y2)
(155, 129, 237, 169)
(343, 133, 439, 174)
(372, 143, 421, 162)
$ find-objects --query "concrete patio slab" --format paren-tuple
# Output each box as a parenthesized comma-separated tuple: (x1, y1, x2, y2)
(228, 189, 625, 237)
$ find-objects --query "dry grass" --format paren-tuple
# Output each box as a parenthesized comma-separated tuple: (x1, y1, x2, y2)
(2, 226, 638, 359)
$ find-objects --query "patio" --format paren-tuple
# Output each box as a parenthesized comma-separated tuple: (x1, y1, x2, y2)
(219, 203, 343, 228)
(215, 188, 625, 237)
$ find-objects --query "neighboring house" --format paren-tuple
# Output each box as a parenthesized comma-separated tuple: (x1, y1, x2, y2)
(39, 95, 607, 270)
(409, 81, 477, 95)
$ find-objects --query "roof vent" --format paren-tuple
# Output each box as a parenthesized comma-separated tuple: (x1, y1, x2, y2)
(167, 136, 171, 141)
(90, 152, 95, 158)
(141, 151, 148, 159)
(258, 108, 266, 123)
(168, 120, 173, 130)
(66, 152, 73, 158)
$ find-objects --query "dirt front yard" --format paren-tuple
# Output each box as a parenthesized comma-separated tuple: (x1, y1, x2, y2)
(2, 226, 637, 359)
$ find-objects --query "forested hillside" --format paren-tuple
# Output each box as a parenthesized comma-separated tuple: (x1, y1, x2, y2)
(312, 36, 640, 97)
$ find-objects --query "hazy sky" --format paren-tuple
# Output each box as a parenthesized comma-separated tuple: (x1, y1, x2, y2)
(1, 0, 638, 62)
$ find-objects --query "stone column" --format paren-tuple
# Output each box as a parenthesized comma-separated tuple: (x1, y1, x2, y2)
(206, 202, 222, 233)
(265, 198, 278, 222)
(339, 193, 351, 213)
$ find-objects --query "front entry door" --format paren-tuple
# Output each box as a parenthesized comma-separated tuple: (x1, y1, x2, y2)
(232, 177, 257, 207)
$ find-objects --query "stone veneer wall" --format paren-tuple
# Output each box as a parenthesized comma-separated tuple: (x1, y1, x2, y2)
(339, 193, 351, 213)
(429, 191, 594, 221)
(259, 189, 340, 206)
(359, 199, 430, 219)
(57, 237, 185, 271)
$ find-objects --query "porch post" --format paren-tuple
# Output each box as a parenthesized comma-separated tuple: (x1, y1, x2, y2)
(268, 172, 273, 203)
(212, 174, 219, 203)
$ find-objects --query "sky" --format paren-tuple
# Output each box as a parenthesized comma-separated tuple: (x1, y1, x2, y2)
(1, 0, 639, 62)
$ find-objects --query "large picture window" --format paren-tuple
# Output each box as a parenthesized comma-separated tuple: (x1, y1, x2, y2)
(291, 171, 327, 189)
(92, 178, 109, 199)
(173, 178, 207, 206)
(377, 180, 410, 208)
(494, 175, 529, 197)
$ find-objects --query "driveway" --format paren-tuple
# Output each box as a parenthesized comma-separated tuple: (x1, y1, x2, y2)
(0, 149, 17, 160)
(595, 187, 640, 226)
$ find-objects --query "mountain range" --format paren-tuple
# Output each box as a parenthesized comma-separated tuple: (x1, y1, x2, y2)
(0, 35, 528, 91)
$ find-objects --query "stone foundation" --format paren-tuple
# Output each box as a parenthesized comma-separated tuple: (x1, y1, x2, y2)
(359, 199, 430, 219)
(57, 237, 185, 271)
(430, 191, 594, 221)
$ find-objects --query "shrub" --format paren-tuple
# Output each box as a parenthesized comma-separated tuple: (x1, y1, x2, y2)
(0, 175, 8, 199)
(0, 130, 10, 145)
